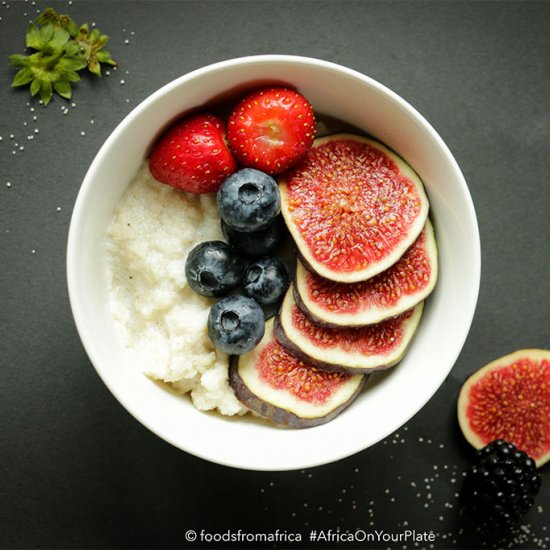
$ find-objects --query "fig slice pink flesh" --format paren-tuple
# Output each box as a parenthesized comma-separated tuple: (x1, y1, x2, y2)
(279, 133, 429, 283)
(275, 287, 424, 374)
(229, 318, 365, 428)
(294, 220, 438, 327)
(458, 349, 550, 467)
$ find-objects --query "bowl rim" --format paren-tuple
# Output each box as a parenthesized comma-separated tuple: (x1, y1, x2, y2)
(67, 54, 481, 470)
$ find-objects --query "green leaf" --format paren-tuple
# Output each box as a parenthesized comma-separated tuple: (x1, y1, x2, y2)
(30, 78, 41, 96)
(94, 50, 110, 63)
(54, 78, 72, 99)
(49, 27, 70, 50)
(65, 18, 79, 38)
(78, 23, 89, 37)
(96, 34, 109, 48)
(36, 7, 59, 26)
(58, 55, 87, 72)
(26, 24, 43, 50)
(63, 40, 80, 56)
(63, 70, 81, 83)
(9, 54, 30, 67)
(36, 8, 79, 38)
(89, 28, 101, 43)
(11, 8, 119, 106)
(88, 60, 101, 76)
(95, 50, 116, 65)
(40, 80, 53, 105)
(11, 67, 34, 87)
(39, 23, 55, 45)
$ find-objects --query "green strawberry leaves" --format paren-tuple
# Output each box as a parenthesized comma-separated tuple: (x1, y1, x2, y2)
(9, 7, 117, 105)
(75, 23, 117, 76)
(36, 7, 79, 37)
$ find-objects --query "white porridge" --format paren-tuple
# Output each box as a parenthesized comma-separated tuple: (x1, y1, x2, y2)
(106, 162, 247, 416)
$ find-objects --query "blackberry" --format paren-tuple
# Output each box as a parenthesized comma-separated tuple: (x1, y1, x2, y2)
(462, 439, 542, 528)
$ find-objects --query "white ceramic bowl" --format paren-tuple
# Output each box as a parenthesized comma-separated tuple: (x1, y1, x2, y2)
(67, 55, 480, 471)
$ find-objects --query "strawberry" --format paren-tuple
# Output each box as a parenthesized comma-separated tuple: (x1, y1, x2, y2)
(227, 87, 315, 175)
(149, 113, 237, 194)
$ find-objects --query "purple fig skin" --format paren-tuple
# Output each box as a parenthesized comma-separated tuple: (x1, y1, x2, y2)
(273, 314, 405, 375)
(228, 356, 366, 429)
(292, 283, 345, 329)
(295, 248, 323, 284)
(273, 315, 348, 373)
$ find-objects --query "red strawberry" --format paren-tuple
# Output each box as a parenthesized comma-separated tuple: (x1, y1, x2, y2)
(149, 113, 237, 194)
(227, 87, 315, 175)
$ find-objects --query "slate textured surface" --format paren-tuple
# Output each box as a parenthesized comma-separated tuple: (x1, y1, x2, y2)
(1, 1, 549, 548)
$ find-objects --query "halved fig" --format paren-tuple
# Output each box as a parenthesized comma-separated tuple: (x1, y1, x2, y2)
(229, 318, 365, 428)
(274, 286, 424, 374)
(458, 349, 550, 467)
(279, 134, 429, 283)
(294, 220, 438, 327)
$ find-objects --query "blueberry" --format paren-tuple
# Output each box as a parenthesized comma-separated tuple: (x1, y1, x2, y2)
(221, 216, 286, 257)
(185, 241, 243, 297)
(207, 295, 265, 354)
(243, 257, 290, 306)
(217, 168, 280, 232)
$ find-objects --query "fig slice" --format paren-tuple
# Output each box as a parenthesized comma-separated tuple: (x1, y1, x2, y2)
(279, 133, 429, 283)
(457, 349, 550, 467)
(274, 286, 424, 374)
(229, 318, 365, 428)
(294, 220, 438, 327)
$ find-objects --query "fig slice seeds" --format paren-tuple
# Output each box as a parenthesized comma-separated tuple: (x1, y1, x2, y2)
(294, 220, 438, 327)
(229, 318, 365, 428)
(279, 134, 430, 283)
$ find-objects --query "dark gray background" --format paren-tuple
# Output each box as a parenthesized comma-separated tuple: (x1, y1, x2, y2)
(1, 1, 549, 548)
